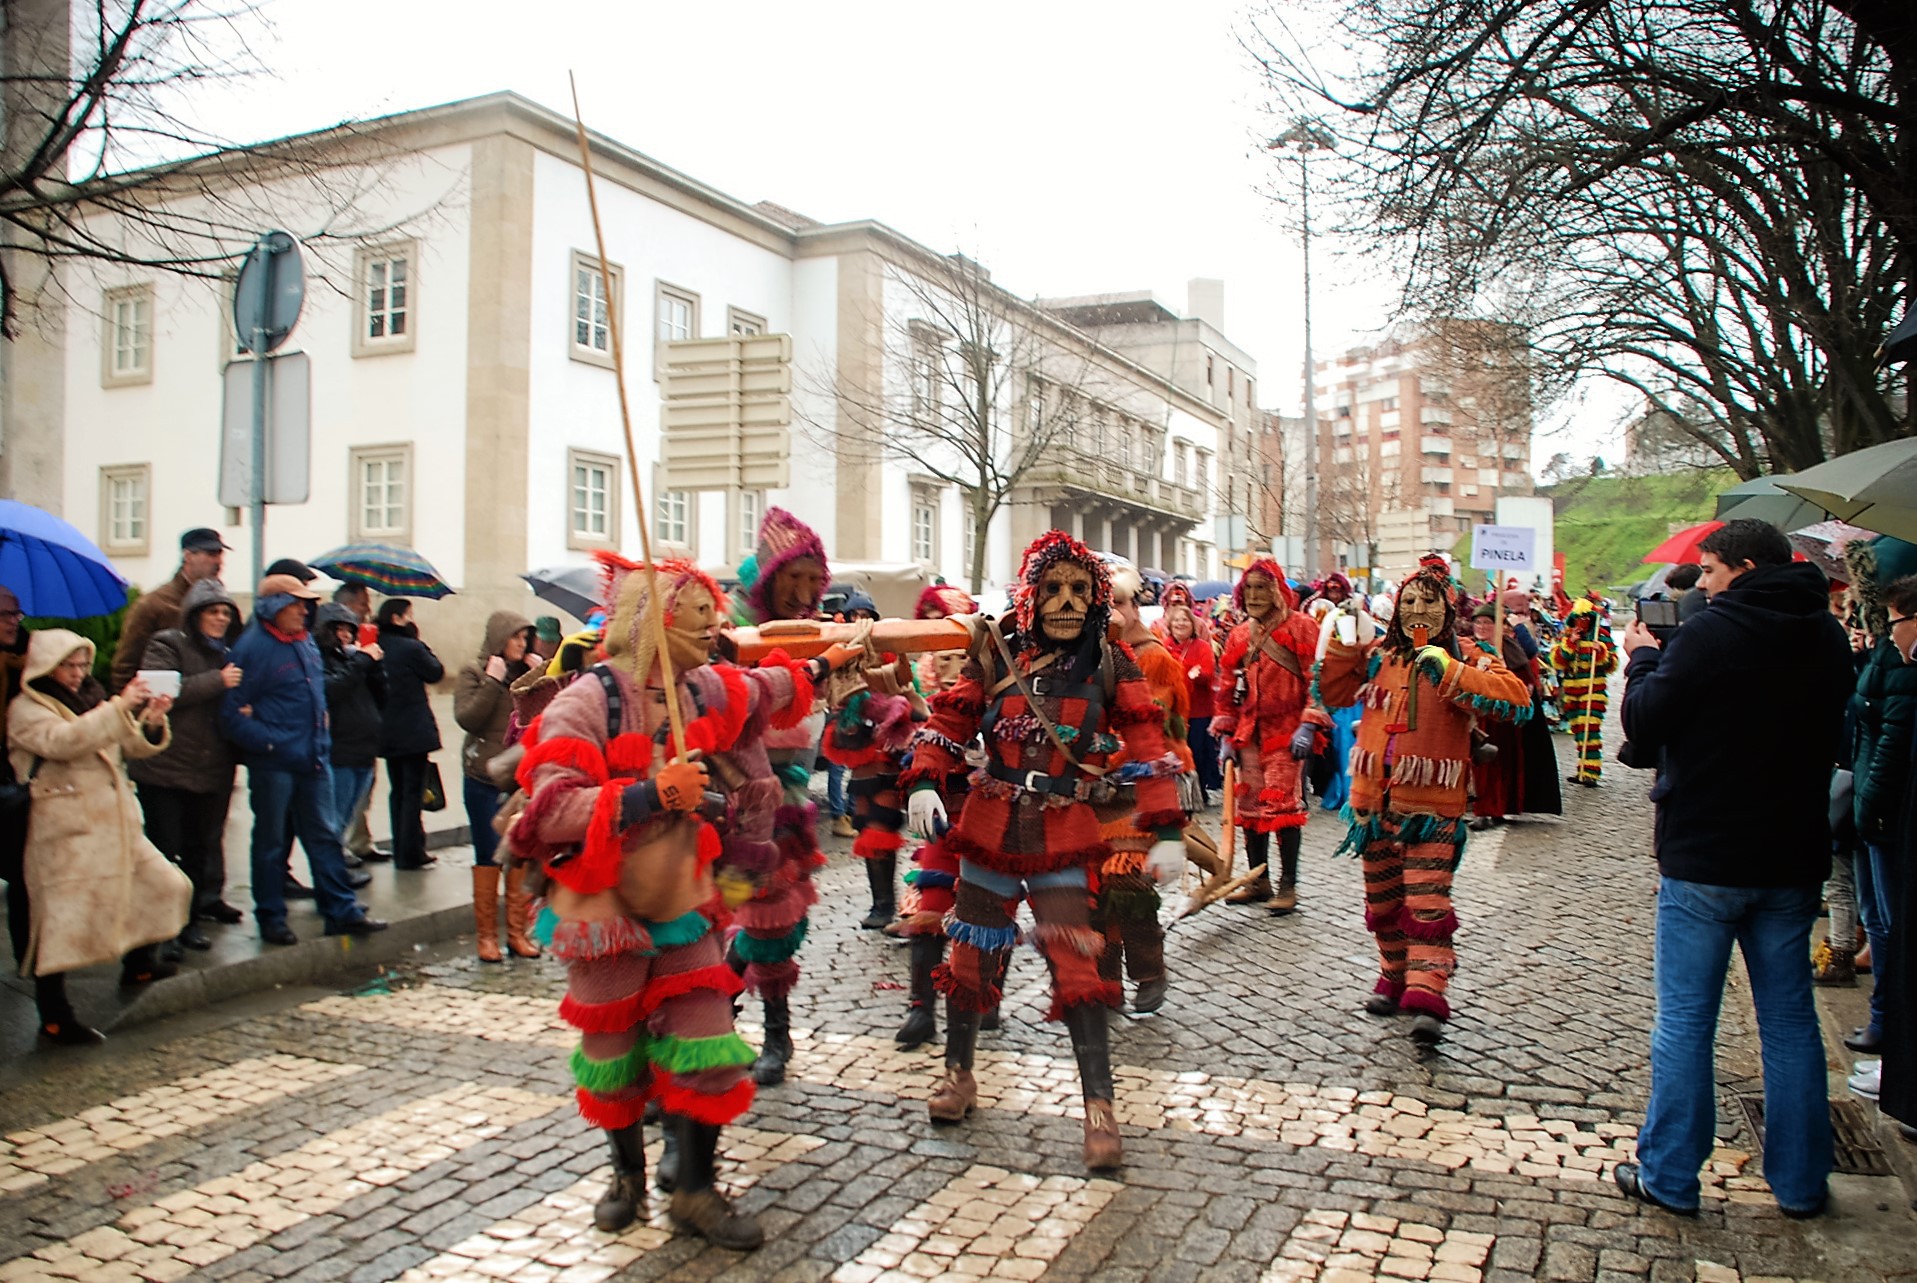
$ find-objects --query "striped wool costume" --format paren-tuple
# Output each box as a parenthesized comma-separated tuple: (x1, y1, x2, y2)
(1549, 600, 1617, 786)
(1315, 559, 1530, 1030)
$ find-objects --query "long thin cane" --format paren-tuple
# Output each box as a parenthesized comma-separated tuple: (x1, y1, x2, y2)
(568, 75, 687, 761)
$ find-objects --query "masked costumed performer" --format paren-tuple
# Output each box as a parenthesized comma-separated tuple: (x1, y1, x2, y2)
(1211, 561, 1331, 913)
(512, 555, 859, 1246)
(1091, 565, 1192, 1014)
(1315, 555, 1531, 1044)
(728, 507, 833, 1084)
(892, 584, 987, 1049)
(1552, 596, 1617, 788)
(820, 589, 916, 932)
(903, 532, 1184, 1170)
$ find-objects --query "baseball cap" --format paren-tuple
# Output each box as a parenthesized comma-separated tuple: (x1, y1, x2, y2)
(181, 528, 231, 553)
(257, 573, 321, 602)
(265, 557, 318, 583)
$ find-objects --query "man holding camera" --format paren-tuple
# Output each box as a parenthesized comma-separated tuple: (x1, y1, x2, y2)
(1615, 519, 1852, 1218)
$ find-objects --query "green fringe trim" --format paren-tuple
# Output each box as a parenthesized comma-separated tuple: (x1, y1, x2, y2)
(1334, 807, 1470, 859)
(834, 690, 870, 734)
(774, 760, 812, 789)
(532, 905, 560, 947)
(571, 1041, 648, 1093)
(646, 910, 710, 949)
(903, 869, 921, 886)
(649, 1031, 757, 1075)
(732, 917, 808, 963)
(1309, 657, 1327, 712)
(1462, 691, 1533, 724)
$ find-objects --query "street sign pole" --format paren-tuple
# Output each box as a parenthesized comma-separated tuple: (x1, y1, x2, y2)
(248, 236, 271, 588)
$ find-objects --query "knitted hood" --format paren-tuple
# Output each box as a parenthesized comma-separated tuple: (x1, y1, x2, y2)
(738, 506, 827, 622)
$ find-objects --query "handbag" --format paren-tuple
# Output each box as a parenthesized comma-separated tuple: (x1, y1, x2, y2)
(1829, 767, 1856, 845)
(421, 760, 447, 813)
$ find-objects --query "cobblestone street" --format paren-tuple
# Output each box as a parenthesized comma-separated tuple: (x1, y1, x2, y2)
(5, 715, 1917, 1282)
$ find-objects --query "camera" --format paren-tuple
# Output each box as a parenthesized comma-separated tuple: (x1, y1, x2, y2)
(1635, 597, 1679, 644)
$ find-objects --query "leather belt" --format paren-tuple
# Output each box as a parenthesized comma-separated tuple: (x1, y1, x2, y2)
(986, 761, 1084, 798)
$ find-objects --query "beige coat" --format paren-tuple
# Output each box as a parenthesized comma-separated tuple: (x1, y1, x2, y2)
(7, 631, 190, 976)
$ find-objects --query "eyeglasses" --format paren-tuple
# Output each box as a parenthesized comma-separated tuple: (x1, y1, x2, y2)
(0, 610, 22, 621)
(1892, 616, 1916, 627)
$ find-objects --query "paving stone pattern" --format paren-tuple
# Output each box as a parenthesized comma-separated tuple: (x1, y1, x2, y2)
(3, 708, 1917, 1280)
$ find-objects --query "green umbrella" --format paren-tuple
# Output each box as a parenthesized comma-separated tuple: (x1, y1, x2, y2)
(1774, 439, 1917, 543)
(1713, 475, 1827, 530)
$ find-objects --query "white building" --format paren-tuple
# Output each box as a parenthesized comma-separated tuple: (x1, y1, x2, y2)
(7, 93, 1239, 640)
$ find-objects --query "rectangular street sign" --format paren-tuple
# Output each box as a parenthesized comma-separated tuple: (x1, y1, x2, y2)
(218, 351, 311, 507)
(1470, 523, 1536, 572)
(658, 334, 793, 491)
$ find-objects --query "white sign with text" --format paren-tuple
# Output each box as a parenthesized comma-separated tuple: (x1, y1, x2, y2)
(1470, 524, 1537, 572)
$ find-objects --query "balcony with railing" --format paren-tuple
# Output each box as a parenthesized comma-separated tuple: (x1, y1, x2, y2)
(1023, 448, 1206, 521)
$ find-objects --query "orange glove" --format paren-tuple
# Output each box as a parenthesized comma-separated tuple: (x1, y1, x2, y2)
(654, 757, 710, 811)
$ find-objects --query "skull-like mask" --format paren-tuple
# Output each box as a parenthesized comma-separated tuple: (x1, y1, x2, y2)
(1037, 562, 1094, 645)
(771, 556, 826, 622)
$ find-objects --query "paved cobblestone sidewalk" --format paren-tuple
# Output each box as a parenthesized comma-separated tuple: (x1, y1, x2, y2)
(3, 713, 1916, 1281)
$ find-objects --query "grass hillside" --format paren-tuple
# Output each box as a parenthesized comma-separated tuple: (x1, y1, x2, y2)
(1546, 469, 1734, 594)
(1447, 469, 1735, 595)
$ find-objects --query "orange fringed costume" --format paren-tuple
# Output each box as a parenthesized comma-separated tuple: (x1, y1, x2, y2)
(1315, 560, 1530, 1023)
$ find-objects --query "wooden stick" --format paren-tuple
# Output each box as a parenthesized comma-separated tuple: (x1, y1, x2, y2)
(568, 74, 687, 761)
(722, 615, 977, 665)
(1219, 757, 1238, 873)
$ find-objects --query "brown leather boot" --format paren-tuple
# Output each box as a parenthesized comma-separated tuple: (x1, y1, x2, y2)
(1225, 870, 1272, 904)
(471, 866, 503, 963)
(928, 1068, 978, 1122)
(504, 864, 542, 959)
(1083, 1099, 1122, 1170)
(1267, 880, 1298, 913)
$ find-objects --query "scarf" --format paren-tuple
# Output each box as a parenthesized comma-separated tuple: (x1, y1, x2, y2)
(264, 620, 309, 644)
(29, 673, 106, 718)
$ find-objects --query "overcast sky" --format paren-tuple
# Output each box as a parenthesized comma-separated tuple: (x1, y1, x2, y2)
(184, 0, 1620, 466)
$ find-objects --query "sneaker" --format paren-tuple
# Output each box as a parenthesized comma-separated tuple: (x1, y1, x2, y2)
(1849, 1063, 1881, 1099)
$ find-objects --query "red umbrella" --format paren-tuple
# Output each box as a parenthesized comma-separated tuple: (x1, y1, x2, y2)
(1641, 521, 1723, 565)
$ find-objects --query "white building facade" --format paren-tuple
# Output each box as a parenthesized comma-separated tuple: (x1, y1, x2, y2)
(13, 94, 1238, 641)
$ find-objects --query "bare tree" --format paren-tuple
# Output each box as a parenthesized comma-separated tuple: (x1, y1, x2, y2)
(805, 250, 1148, 593)
(1246, 0, 1912, 477)
(1, 0, 433, 337)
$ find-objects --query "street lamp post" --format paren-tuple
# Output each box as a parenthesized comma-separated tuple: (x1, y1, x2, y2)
(1269, 121, 1332, 578)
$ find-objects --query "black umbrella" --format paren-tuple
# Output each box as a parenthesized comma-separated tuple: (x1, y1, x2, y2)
(1879, 306, 1917, 370)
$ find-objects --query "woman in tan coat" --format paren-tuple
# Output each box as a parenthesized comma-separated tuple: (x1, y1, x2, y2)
(8, 630, 191, 1043)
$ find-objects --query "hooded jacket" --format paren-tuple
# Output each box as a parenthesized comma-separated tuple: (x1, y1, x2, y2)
(1622, 561, 1853, 887)
(377, 618, 445, 758)
(1843, 536, 1917, 841)
(453, 610, 531, 784)
(316, 603, 386, 769)
(220, 591, 331, 774)
(8, 631, 190, 974)
(128, 578, 238, 793)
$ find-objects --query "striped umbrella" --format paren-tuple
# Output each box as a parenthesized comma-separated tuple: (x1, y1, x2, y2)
(308, 543, 454, 598)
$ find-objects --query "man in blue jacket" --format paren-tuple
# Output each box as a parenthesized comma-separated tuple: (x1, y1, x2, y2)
(221, 574, 387, 945)
(1615, 519, 1852, 1219)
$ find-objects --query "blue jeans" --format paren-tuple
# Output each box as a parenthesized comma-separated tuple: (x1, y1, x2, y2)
(330, 765, 375, 842)
(1857, 842, 1897, 1036)
(464, 775, 501, 867)
(826, 760, 848, 818)
(1637, 877, 1831, 1213)
(249, 765, 366, 933)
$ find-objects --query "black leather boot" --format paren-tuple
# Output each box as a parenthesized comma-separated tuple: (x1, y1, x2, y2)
(928, 1000, 980, 1122)
(1062, 1003, 1121, 1169)
(861, 852, 897, 930)
(980, 949, 1010, 1031)
(751, 994, 793, 1085)
(666, 1114, 764, 1250)
(592, 1123, 647, 1231)
(896, 934, 942, 1048)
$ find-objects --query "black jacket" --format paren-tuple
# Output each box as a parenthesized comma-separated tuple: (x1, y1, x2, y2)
(376, 621, 444, 758)
(1850, 638, 1917, 843)
(317, 604, 386, 768)
(1622, 561, 1852, 887)
(128, 578, 239, 793)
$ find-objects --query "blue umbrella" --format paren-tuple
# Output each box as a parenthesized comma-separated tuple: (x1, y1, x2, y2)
(0, 500, 131, 618)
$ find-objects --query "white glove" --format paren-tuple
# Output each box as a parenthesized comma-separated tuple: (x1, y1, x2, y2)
(1145, 839, 1184, 885)
(907, 788, 948, 841)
